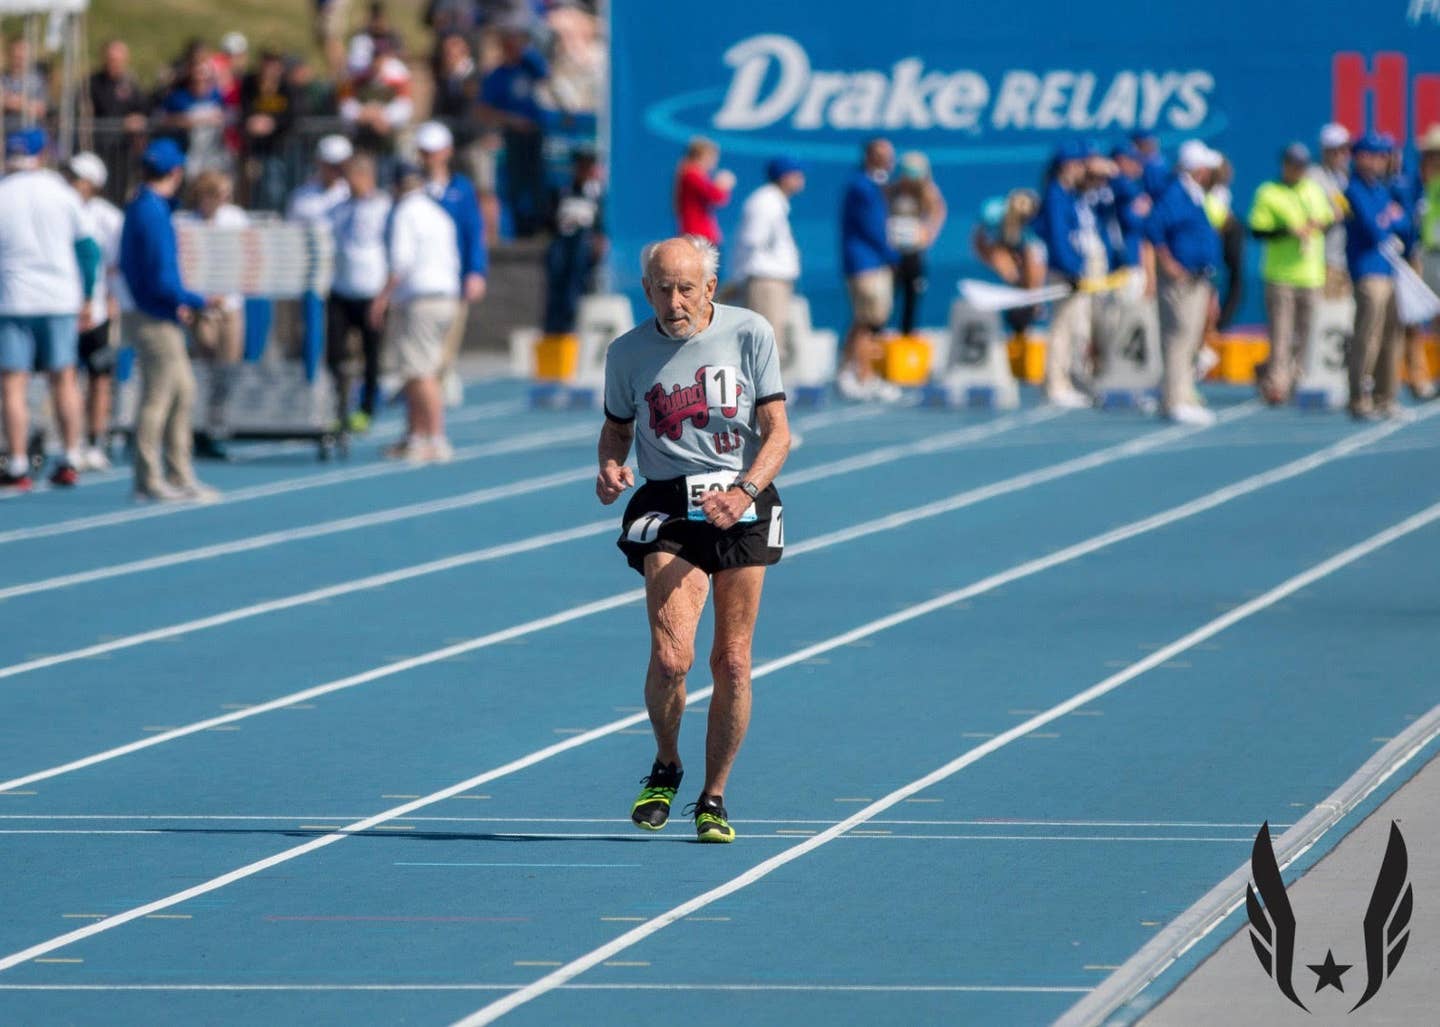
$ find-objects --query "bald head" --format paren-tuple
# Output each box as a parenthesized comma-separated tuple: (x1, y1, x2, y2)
(641, 236, 719, 340)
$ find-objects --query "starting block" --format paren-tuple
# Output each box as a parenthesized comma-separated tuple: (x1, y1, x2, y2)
(925, 299, 1020, 409)
(1093, 292, 1162, 407)
(1295, 295, 1354, 410)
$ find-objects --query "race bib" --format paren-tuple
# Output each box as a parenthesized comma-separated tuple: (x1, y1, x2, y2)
(685, 471, 757, 523)
(704, 365, 741, 411)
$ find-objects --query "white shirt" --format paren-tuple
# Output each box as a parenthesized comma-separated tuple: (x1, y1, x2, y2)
(0, 168, 91, 316)
(177, 203, 251, 310)
(82, 194, 125, 325)
(732, 183, 800, 282)
(388, 189, 460, 302)
(329, 190, 393, 299)
(286, 176, 351, 225)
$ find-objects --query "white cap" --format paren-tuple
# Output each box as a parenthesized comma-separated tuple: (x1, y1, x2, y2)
(67, 151, 108, 188)
(1177, 139, 1223, 172)
(1319, 122, 1351, 150)
(220, 31, 248, 56)
(415, 121, 454, 154)
(316, 134, 354, 165)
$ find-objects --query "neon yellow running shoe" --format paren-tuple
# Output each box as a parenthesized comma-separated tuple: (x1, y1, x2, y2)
(686, 795, 735, 843)
(631, 761, 683, 831)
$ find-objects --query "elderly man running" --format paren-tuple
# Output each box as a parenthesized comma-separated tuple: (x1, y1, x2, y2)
(597, 235, 791, 843)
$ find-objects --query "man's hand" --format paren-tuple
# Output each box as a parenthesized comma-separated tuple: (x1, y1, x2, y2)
(178, 305, 196, 326)
(78, 306, 95, 333)
(368, 294, 390, 330)
(596, 463, 634, 504)
(701, 486, 752, 529)
(464, 273, 487, 304)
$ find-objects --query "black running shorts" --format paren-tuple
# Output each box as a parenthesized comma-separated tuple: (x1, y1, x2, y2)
(617, 476, 784, 576)
(78, 322, 116, 376)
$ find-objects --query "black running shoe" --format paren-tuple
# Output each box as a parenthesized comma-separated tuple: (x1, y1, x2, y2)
(631, 761, 683, 831)
(48, 463, 79, 487)
(685, 794, 736, 844)
(0, 467, 33, 491)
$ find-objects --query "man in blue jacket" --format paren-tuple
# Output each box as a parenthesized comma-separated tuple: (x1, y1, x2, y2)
(415, 120, 487, 408)
(1036, 141, 1103, 407)
(1133, 131, 1171, 200)
(1345, 132, 1410, 419)
(837, 137, 899, 401)
(1147, 140, 1222, 424)
(120, 138, 219, 502)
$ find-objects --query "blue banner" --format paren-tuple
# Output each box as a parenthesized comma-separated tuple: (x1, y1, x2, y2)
(607, 0, 1440, 334)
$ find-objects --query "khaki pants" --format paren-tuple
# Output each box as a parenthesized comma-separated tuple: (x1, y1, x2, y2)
(1261, 281, 1318, 398)
(1158, 273, 1212, 413)
(1047, 288, 1091, 398)
(192, 306, 244, 435)
(743, 277, 794, 360)
(440, 300, 470, 375)
(1350, 275, 1400, 414)
(131, 313, 196, 492)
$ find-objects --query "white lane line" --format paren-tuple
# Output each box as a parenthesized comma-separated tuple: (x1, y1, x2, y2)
(0, 408, 1222, 784)
(0, 423, 595, 548)
(0, 983, 1093, 994)
(0, 816, 1284, 828)
(0, 415, 1422, 970)
(0, 829, 1253, 842)
(0, 406, 973, 601)
(452, 493, 1440, 1026)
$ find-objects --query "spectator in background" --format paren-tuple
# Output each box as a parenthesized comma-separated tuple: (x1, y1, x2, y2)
(339, 35, 414, 169)
(732, 157, 804, 354)
(314, 0, 350, 78)
(2, 36, 48, 124)
(1149, 140, 1223, 425)
(479, 22, 551, 236)
(158, 49, 229, 175)
(1132, 130, 1170, 199)
(673, 137, 734, 249)
(347, 2, 404, 75)
(544, 0, 603, 115)
(1310, 123, 1353, 299)
(425, 1, 480, 76)
(837, 137, 900, 402)
(89, 38, 150, 175)
(543, 146, 605, 335)
(1206, 155, 1245, 330)
(64, 152, 126, 471)
(1388, 140, 1434, 400)
(179, 171, 249, 460)
(415, 120, 488, 407)
(327, 154, 392, 432)
(0, 129, 95, 492)
(1106, 142, 1155, 295)
(285, 53, 336, 119)
(240, 50, 295, 212)
(1035, 141, 1103, 408)
(971, 189, 1046, 335)
(214, 32, 249, 156)
(888, 150, 947, 336)
(369, 161, 461, 462)
(120, 138, 220, 502)
(1345, 132, 1409, 420)
(431, 34, 481, 162)
(287, 133, 353, 223)
(1247, 143, 1333, 405)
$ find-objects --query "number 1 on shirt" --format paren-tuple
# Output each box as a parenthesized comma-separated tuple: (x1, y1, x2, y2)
(705, 364, 740, 412)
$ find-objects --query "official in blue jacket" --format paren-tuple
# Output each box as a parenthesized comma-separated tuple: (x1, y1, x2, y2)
(1386, 144, 1434, 399)
(1344, 132, 1411, 418)
(1147, 140, 1222, 424)
(1132, 131, 1171, 200)
(119, 138, 218, 503)
(837, 137, 900, 401)
(1034, 141, 1099, 408)
(415, 121, 488, 406)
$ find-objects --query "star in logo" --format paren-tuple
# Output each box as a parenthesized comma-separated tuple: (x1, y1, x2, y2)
(1308, 949, 1352, 993)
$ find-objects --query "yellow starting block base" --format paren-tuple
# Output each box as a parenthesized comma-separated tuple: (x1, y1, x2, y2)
(1007, 333, 1047, 385)
(534, 334, 580, 381)
(883, 335, 932, 385)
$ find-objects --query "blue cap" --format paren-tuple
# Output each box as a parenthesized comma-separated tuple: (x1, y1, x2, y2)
(141, 138, 186, 175)
(1130, 130, 1158, 146)
(1053, 140, 1089, 164)
(766, 156, 804, 182)
(5, 127, 46, 158)
(1353, 132, 1395, 155)
(1111, 142, 1141, 162)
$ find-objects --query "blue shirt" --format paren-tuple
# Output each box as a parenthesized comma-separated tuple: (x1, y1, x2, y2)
(1345, 175, 1410, 278)
(426, 173, 488, 281)
(1036, 179, 1085, 279)
(840, 169, 896, 275)
(480, 49, 549, 124)
(1146, 175, 1220, 276)
(120, 187, 205, 322)
(1141, 155, 1170, 199)
(1107, 175, 1148, 269)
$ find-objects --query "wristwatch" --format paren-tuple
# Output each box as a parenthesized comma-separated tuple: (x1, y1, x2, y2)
(732, 480, 760, 501)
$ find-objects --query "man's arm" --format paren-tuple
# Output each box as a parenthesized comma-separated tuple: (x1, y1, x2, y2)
(596, 417, 635, 504)
(700, 400, 791, 528)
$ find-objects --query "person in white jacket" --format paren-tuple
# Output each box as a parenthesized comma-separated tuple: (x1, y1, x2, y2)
(369, 161, 460, 462)
(732, 157, 805, 360)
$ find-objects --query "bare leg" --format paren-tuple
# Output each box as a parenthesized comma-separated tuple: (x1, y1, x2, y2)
(401, 379, 423, 439)
(1, 371, 27, 462)
(47, 367, 83, 456)
(704, 565, 766, 797)
(87, 372, 113, 446)
(642, 551, 710, 767)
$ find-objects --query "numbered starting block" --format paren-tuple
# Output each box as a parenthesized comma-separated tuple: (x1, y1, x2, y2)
(780, 295, 839, 406)
(1295, 295, 1354, 410)
(527, 293, 636, 409)
(921, 299, 1020, 409)
(1092, 291, 1162, 409)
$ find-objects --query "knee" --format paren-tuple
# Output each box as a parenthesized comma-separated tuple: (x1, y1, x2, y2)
(709, 643, 751, 685)
(649, 644, 693, 687)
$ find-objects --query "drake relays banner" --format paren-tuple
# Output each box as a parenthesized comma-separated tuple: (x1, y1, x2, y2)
(606, 0, 1440, 333)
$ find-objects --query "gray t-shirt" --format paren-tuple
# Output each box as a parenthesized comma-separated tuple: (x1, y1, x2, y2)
(604, 302, 786, 481)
